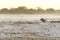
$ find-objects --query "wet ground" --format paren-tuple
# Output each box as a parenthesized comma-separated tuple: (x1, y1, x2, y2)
(0, 21, 60, 40)
(0, 14, 60, 40)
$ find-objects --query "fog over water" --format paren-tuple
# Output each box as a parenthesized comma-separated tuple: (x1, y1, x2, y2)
(0, 14, 60, 21)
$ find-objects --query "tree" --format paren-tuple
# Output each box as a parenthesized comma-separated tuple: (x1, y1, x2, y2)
(18, 6, 27, 11)
(0, 8, 9, 13)
(46, 8, 55, 12)
(36, 7, 44, 13)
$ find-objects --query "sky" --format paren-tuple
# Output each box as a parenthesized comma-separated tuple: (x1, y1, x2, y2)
(0, 0, 60, 9)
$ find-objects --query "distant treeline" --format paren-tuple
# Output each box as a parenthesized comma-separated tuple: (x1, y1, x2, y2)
(0, 6, 60, 14)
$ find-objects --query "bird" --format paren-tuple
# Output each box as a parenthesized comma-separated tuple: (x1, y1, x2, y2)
(40, 18, 46, 22)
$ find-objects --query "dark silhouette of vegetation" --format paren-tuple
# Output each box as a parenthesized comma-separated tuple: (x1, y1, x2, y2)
(46, 8, 55, 13)
(0, 6, 60, 14)
(36, 7, 44, 13)
(0, 8, 9, 13)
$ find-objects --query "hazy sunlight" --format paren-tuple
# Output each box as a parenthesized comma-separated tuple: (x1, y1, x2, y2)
(0, 0, 60, 9)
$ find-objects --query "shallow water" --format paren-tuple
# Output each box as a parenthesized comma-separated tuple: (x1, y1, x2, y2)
(0, 14, 60, 40)
(0, 14, 60, 21)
